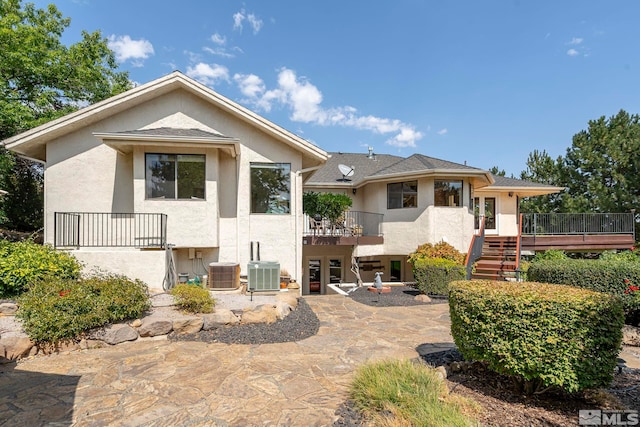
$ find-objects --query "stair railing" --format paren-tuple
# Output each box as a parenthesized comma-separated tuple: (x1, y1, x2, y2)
(515, 213, 523, 281)
(465, 216, 486, 279)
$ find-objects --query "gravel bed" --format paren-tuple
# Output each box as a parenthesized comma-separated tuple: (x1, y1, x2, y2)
(347, 285, 447, 307)
(169, 298, 319, 344)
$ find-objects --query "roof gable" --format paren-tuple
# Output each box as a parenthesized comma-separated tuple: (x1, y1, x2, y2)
(3, 71, 328, 166)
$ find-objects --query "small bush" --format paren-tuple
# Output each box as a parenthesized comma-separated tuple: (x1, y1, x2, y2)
(532, 249, 567, 262)
(413, 258, 466, 296)
(408, 241, 465, 266)
(0, 240, 81, 297)
(17, 273, 150, 345)
(170, 283, 215, 314)
(449, 280, 624, 394)
(350, 359, 477, 426)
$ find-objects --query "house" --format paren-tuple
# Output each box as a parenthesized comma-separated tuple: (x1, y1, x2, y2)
(3, 71, 328, 289)
(6, 72, 629, 295)
(300, 150, 565, 294)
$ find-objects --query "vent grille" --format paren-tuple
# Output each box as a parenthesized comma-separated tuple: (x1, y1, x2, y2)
(248, 261, 280, 291)
(207, 263, 240, 289)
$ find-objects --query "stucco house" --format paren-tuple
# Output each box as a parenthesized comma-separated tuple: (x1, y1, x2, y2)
(300, 151, 563, 294)
(3, 71, 328, 289)
(4, 71, 568, 295)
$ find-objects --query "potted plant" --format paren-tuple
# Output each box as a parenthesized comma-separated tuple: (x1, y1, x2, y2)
(280, 269, 291, 290)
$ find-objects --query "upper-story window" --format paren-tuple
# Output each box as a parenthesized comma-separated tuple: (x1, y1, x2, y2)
(251, 163, 291, 214)
(435, 180, 463, 207)
(387, 181, 417, 209)
(145, 154, 205, 199)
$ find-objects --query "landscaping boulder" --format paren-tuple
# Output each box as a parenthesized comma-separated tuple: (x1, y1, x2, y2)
(202, 309, 239, 330)
(241, 304, 277, 324)
(415, 294, 432, 303)
(275, 293, 299, 309)
(275, 301, 293, 320)
(623, 325, 640, 347)
(0, 336, 34, 361)
(172, 317, 204, 334)
(138, 317, 173, 337)
(89, 324, 139, 345)
(0, 302, 18, 315)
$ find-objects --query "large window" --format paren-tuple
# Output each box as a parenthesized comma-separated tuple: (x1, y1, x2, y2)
(145, 154, 205, 199)
(251, 163, 291, 214)
(387, 181, 417, 209)
(434, 180, 463, 207)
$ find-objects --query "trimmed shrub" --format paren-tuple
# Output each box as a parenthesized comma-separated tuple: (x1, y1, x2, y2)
(449, 280, 624, 394)
(17, 273, 150, 345)
(0, 240, 81, 297)
(528, 258, 640, 324)
(170, 283, 215, 314)
(408, 241, 465, 266)
(413, 258, 466, 296)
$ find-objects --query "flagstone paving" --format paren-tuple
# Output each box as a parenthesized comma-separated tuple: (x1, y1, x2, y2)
(2, 295, 638, 426)
(0, 295, 454, 426)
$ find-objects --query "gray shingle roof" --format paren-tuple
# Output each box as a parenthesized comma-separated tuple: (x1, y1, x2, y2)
(118, 127, 231, 139)
(370, 154, 482, 177)
(307, 152, 486, 186)
(306, 152, 404, 186)
(488, 174, 560, 189)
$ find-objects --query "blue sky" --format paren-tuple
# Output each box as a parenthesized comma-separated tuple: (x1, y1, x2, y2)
(33, 0, 640, 176)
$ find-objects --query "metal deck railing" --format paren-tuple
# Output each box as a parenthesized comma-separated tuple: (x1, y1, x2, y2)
(54, 212, 167, 248)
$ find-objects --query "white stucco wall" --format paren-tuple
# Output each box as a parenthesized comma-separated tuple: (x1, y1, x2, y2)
(44, 88, 308, 284)
(358, 176, 474, 254)
(71, 249, 166, 290)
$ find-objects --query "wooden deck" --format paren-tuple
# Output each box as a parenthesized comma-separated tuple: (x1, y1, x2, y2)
(521, 234, 635, 252)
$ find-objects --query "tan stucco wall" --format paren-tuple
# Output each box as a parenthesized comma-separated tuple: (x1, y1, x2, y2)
(71, 249, 166, 290)
(356, 177, 474, 254)
(44, 88, 306, 284)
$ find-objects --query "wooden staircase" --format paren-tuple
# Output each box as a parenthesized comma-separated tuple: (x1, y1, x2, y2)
(471, 236, 519, 281)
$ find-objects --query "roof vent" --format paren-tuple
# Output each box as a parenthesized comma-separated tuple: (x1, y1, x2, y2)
(367, 146, 376, 160)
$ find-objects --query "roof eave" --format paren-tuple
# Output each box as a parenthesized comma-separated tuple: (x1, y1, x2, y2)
(3, 71, 329, 165)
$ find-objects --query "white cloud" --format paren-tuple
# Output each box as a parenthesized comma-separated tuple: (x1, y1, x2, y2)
(108, 35, 154, 66)
(566, 48, 579, 57)
(233, 9, 263, 34)
(211, 33, 226, 45)
(186, 63, 230, 86)
(237, 68, 423, 148)
(437, 128, 448, 135)
(203, 46, 235, 58)
(568, 37, 583, 45)
(247, 14, 263, 34)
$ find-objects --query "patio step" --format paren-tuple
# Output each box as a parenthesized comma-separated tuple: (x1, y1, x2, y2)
(471, 236, 520, 281)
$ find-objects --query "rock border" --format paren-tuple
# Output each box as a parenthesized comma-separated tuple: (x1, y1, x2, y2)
(0, 293, 300, 363)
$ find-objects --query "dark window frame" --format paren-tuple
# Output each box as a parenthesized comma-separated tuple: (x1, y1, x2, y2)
(387, 180, 418, 209)
(434, 180, 463, 207)
(145, 153, 206, 200)
(250, 162, 291, 214)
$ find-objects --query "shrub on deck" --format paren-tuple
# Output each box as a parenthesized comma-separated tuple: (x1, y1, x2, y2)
(17, 272, 150, 346)
(449, 280, 624, 394)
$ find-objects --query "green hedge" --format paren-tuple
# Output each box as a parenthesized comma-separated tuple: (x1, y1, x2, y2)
(528, 259, 640, 324)
(0, 240, 81, 297)
(413, 258, 466, 296)
(449, 280, 623, 394)
(17, 272, 150, 345)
